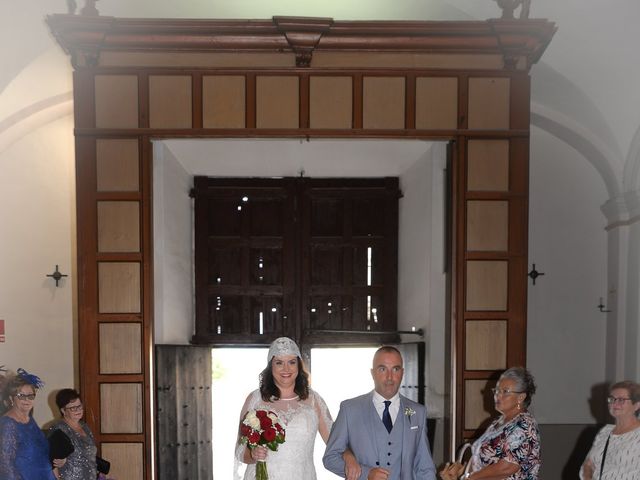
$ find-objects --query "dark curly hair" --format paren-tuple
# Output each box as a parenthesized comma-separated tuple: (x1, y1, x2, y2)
(499, 367, 537, 408)
(259, 356, 310, 402)
(55, 388, 81, 414)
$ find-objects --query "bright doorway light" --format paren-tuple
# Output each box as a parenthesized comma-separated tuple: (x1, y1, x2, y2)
(311, 347, 378, 480)
(211, 348, 267, 480)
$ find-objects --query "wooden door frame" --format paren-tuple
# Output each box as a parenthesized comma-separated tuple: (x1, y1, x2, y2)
(48, 14, 556, 478)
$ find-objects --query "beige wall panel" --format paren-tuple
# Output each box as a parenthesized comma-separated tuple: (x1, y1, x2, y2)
(97, 201, 140, 253)
(95, 75, 139, 128)
(100, 383, 143, 433)
(312, 52, 503, 69)
(98, 262, 141, 313)
(99, 323, 142, 374)
(466, 200, 509, 251)
(149, 75, 192, 129)
(468, 77, 510, 130)
(465, 379, 495, 430)
(100, 51, 295, 68)
(309, 76, 353, 129)
(363, 77, 405, 129)
(466, 260, 508, 311)
(465, 320, 508, 370)
(256, 76, 299, 129)
(203, 76, 246, 128)
(415, 77, 458, 130)
(102, 443, 144, 480)
(467, 140, 509, 192)
(96, 139, 140, 192)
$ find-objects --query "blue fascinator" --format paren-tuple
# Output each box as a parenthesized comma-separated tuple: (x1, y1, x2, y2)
(17, 368, 45, 389)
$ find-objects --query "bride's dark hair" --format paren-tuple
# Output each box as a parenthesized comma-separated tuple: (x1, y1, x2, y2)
(259, 356, 310, 402)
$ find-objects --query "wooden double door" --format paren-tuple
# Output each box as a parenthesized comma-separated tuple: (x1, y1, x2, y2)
(192, 176, 400, 346)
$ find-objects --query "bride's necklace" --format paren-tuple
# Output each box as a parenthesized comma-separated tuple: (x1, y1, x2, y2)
(271, 394, 299, 401)
(280, 395, 299, 401)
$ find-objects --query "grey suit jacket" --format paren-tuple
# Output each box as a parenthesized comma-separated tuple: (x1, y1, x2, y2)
(323, 392, 436, 480)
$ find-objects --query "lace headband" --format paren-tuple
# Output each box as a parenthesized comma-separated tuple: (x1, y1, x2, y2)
(17, 368, 45, 389)
(268, 337, 301, 362)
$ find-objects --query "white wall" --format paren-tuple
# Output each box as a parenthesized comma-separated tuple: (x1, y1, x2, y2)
(0, 115, 76, 425)
(398, 143, 448, 417)
(153, 143, 195, 344)
(527, 126, 609, 423)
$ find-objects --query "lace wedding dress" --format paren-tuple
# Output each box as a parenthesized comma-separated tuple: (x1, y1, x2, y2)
(234, 389, 333, 480)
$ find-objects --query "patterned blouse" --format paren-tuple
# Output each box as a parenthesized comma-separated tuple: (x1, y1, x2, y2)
(580, 424, 640, 480)
(470, 411, 541, 480)
(49, 420, 97, 480)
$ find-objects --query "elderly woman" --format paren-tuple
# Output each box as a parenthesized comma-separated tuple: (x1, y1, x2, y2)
(49, 388, 98, 480)
(440, 367, 541, 480)
(0, 368, 65, 479)
(580, 380, 640, 479)
(235, 337, 360, 480)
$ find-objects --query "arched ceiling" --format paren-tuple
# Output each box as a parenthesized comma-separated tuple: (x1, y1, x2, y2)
(2, 0, 639, 181)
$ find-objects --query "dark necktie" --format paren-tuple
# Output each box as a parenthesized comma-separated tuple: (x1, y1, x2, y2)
(382, 400, 393, 433)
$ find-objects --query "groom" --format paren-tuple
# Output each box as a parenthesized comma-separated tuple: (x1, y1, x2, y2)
(323, 346, 436, 480)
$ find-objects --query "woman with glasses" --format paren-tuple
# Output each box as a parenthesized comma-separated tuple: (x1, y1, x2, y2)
(440, 367, 540, 480)
(580, 380, 640, 479)
(49, 388, 98, 480)
(0, 368, 65, 479)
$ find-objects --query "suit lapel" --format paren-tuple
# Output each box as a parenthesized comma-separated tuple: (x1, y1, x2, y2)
(365, 391, 379, 442)
(399, 396, 409, 477)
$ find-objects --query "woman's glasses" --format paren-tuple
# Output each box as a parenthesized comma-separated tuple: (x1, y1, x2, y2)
(607, 396, 632, 405)
(64, 404, 84, 412)
(15, 393, 36, 400)
(491, 388, 524, 396)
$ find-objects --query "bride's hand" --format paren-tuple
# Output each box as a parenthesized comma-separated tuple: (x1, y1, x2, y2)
(343, 449, 361, 480)
(250, 446, 268, 463)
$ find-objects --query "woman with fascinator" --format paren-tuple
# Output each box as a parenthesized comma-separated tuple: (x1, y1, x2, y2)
(235, 337, 360, 480)
(0, 368, 66, 479)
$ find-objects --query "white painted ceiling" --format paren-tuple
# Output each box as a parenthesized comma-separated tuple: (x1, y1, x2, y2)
(161, 139, 438, 177)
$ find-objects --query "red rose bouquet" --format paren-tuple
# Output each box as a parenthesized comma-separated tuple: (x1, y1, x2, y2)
(239, 409, 286, 480)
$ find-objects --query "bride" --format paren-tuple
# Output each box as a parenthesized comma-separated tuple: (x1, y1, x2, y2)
(235, 337, 360, 480)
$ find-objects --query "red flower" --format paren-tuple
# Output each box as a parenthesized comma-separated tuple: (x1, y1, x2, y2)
(248, 431, 261, 444)
(256, 410, 268, 418)
(260, 416, 273, 429)
(240, 424, 251, 436)
(262, 427, 277, 442)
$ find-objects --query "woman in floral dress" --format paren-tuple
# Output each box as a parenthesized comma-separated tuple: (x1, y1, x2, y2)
(440, 367, 541, 480)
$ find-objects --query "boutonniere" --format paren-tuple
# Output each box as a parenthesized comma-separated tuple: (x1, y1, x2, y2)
(404, 407, 416, 418)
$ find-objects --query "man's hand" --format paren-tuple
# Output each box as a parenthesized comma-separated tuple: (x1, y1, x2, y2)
(367, 467, 391, 480)
(439, 462, 465, 480)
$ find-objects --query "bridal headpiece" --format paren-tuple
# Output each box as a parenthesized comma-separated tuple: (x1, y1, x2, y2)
(268, 337, 301, 361)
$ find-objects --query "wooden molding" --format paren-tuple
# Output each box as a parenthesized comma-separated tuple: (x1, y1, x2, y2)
(273, 16, 332, 67)
(46, 15, 556, 72)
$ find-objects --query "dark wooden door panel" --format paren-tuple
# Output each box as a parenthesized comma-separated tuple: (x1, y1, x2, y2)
(193, 177, 399, 345)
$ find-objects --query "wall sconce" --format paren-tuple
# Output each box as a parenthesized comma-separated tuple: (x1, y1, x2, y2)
(46, 265, 68, 287)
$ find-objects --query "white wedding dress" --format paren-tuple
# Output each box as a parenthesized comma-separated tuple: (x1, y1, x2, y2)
(234, 389, 333, 480)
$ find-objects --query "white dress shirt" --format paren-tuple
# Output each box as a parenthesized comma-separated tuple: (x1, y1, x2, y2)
(372, 390, 400, 425)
